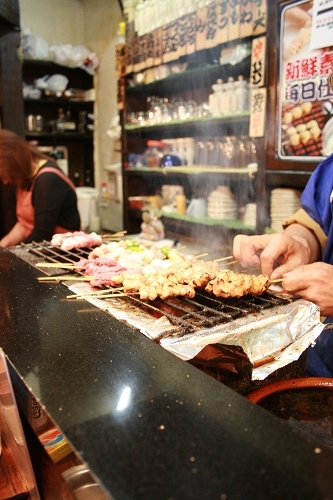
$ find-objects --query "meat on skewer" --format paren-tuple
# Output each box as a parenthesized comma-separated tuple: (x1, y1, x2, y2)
(205, 270, 270, 298)
(51, 231, 102, 251)
(122, 266, 270, 301)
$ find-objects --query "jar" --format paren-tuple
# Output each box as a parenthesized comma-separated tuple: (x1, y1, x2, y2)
(209, 79, 223, 117)
(235, 75, 249, 113)
(143, 140, 168, 168)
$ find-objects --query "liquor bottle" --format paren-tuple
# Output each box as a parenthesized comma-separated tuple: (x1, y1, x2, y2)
(63, 110, 76, 131)
(56, 108, 65, 132)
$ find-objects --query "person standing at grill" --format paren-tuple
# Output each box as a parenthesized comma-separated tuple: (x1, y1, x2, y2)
(0, 129, 80, 247)
(232, 153, 333, 377)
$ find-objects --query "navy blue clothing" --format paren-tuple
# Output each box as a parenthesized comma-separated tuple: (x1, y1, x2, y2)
(300, 153, 333, 376)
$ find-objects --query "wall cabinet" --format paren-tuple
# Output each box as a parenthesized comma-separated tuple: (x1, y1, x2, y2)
(23, 60, 95, 187)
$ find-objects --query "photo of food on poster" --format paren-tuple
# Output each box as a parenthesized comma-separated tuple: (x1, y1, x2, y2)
(279, 0, 333, 161)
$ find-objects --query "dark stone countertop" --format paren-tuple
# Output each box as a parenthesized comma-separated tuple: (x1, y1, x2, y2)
(1, 248, 333, 500)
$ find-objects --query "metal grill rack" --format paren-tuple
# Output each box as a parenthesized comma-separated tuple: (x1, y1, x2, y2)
(11, 241, 300, 342)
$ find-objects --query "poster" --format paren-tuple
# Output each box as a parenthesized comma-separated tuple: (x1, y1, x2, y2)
(278, 0, 333, 161)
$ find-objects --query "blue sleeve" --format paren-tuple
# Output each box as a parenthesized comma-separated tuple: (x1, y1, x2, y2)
(301, 154, 333, 236)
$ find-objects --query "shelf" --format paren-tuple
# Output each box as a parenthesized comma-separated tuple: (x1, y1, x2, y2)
(125, 113, 250, 131)
(126, 56, 251, 96)
(126, 165, 257, 178)
(161, 211, 255, 231)
(124, 114, 250, 139)
(25, 131, 93, 140)
(22, 59, 93, 89)
(24, 98, 93, 105)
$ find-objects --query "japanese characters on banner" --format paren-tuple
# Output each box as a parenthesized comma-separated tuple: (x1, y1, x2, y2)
(279, 0, 333, 161)
(126, 0, 267, 74)
(249, 36, 267, 137)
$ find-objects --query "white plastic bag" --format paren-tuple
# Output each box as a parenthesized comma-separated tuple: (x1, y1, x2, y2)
(45, 74, 69, 93)
(49, 44, 99, 74)
(21, 29, 49, 60)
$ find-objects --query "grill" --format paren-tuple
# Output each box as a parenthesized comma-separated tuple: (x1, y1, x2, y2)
(10, 240, 321, 392)
(12, 240, 298, 341)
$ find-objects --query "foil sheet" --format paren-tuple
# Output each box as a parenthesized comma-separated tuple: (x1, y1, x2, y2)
(67, 282, 325, 380)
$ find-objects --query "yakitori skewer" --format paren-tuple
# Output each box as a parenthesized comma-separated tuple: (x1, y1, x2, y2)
(67, 287, 124, 299)
(101, 230, 127, 238)
(36, 262, 84, 269)
(213, 255, 234, 262)
(37, 276, 95, 281)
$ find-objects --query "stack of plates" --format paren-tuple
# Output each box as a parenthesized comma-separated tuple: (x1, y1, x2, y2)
(243, 203, 256, 227)
(270, 188, 302, 232)
(207, 186, 237, 220)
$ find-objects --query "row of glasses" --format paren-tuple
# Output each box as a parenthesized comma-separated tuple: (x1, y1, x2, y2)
(194, 136, 258, 168)
(127, 96, 210, 126)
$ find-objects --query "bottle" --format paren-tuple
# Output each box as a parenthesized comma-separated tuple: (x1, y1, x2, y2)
(176, 191, 187, 214)
(226, 77, 237, 114)
(99, 182, 109, 202)
(220, 80, 229, 116)
(56, 108, 65, 132)
(63, 110, 76, 131)
(209, 79, 223, 117)
(143, 140, 167, 167)
(235, 75, 249, 113)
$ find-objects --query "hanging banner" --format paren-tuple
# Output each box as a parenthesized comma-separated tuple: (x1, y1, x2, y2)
(278, 0, 333, 161)
(249, 87, 266, 137)
(250, 35, 266, 87)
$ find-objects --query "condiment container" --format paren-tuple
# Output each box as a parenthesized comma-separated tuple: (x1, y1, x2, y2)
(143, 140, 167, 167)
(176, 193, 187, 214)
(209, 79, 223, 117)
(235, 75, 249, 113)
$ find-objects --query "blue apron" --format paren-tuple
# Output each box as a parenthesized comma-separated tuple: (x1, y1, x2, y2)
(301, 153, 333, 376)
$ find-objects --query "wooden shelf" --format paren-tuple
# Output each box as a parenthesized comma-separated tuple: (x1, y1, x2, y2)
(126, 56, 251, 96)
(25, 131, 93, 140)
(24, 98, 93, 106)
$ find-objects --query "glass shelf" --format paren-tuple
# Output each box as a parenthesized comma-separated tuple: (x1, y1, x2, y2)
(126, 164, 257, 177)
(124, 113, 250, 131)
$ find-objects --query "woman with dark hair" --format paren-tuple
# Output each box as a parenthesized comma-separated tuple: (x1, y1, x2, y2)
(0, 129, 80, 247)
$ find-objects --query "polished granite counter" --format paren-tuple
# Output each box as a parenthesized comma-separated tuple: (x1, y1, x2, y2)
(1, 248, 333, 499)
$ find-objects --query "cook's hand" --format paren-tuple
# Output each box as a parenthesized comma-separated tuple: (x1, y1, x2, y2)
(233, 232, 312, 278)
(282, 262, 333, 317)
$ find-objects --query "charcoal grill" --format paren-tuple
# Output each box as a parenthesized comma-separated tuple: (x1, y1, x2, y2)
(11, 240, 300, 342)
(9, 240, 323, 393)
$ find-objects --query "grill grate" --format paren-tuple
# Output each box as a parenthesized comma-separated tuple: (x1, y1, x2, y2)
(12, 241, 299, 341)
(122, 288, 298, 340)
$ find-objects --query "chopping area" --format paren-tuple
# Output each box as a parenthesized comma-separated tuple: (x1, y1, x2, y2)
(1, 241, 333, 500)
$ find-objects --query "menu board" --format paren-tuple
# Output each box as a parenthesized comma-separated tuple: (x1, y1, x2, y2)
(278, 0, 333, 161)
